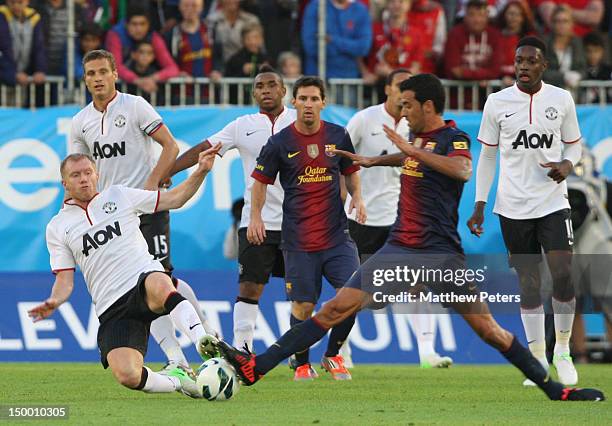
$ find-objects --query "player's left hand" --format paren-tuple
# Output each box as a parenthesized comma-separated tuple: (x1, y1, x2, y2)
(28, 298, 59, 322)
(540, 160, 573, 184)
(349, 196, 367, 224)
(383, 125, 415, 157)
(196, 143, 222, 173)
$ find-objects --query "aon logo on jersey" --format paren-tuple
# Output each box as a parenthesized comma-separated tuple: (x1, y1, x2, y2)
(82, 221, 122, 256)
(93, 141, 126, 159)
(512, 130, 553, 149)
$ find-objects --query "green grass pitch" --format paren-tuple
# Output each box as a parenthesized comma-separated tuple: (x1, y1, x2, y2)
(0, 363, 609, 425)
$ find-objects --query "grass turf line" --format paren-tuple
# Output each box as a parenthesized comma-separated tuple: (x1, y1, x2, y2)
(0, 363, 609, 425)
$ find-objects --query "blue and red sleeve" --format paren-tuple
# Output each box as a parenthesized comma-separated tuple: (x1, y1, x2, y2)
(251, 137, 280, 184)
(447, 134, 472, 160)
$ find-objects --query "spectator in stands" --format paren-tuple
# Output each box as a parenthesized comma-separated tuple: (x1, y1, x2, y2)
(0, 0, 46, 86)
(444, 0, 502, 81)
(364, 0, 424, 86)
(253, 0, 298, 67)
(70, 22, 103, 81)
(33, 0, 86, 77)
(165, 0, 223, 81)
(408, 0, 447, 74)
(126, 40, 160, 79)
(534, 0, 604, 37)
(225, 23, 270, 77)
(302, 0, 372, 78)
(543, 5, 586, 88)
(278, 51, 302, 78)
(105, 3, 180, 94)
(582, 31, 611, 102)
(497, 0, 536, 85)
(454, 0, 500, 19)
(207, 0, 261, 65)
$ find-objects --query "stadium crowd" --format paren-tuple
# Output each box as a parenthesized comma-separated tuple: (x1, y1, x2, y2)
(0, 0, 610, 103)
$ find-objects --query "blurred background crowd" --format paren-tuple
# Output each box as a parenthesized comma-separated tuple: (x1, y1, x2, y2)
(0, 0, 610, 105)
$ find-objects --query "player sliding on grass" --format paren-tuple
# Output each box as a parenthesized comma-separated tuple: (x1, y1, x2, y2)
(28, 146, 222, 399)
(206, 74, 604, 402)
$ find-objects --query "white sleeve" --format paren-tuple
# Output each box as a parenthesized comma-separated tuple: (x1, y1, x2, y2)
(563, 140, 582, 166)
(561, 92, 581, 144)
(475, 144, 498, 203)
(118, 185, 160, 214)
(346, 112, 363, 152)
(134, 96, 163, 136)
(46, 222, 76, 273)
(477, 96, 500, 147)
(69, 117, 90, 154)
(210, 119, 238, 157)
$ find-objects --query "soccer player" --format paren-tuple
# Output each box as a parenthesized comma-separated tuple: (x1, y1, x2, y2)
(69, 49, 212, 377)
(28, 147, 221, 398)
(247, 76, 366, 380)
(346, 68, 452, 369)
(206, 74, 604, 402)
(170, 66, 296, 354)
(467, 36, 583, 386)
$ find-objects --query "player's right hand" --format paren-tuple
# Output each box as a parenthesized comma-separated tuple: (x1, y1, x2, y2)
(332, 149, 375, 168)
(27, 298, 59, 322)
(247, 216, 266, 245)
(467, 208, 485, 237)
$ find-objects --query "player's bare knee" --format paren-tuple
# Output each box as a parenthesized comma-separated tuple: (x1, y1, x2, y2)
(144, 273, 174, 312)
(291, 301, 315, 320)
(239, 282, 264, 300)
(111, 365, 142, 389)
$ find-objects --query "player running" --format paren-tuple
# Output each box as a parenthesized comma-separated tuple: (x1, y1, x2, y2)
(29, 146, 221, 398)
(206, 74, 604, 402)
(69, 49, 213, 377)
(345, 68, 452, 369)
(170, 66, 296, 355)
(468, 36, 582, 386)
(248, 76, 366, 380)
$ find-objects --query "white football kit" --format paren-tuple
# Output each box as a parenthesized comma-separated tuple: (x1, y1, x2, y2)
(210, 108, 297, 230)
(70, 91, 163, 191)
(345, 103, 409, 227)
(477, 82, 581, 219)
(46, 185, 163, 317)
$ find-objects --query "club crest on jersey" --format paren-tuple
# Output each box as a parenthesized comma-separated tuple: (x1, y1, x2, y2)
(102, 201, 117, 214)
(325, 144, 336, 157)
(307, 144, 319, 158)
(545, 107, 558, 121)
(114, 114, 126, 128)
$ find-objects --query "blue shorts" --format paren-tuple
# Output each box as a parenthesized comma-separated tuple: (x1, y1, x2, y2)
(283, 240, 360, 303)
(345, 242, 474, 308)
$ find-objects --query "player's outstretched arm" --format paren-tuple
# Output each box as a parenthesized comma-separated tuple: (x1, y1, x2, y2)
(247, 180, 268, 245)
(28, 270, 75, 322)
(169, 140, 213, 177)
(468, 144, 498, 237)
(332, 149, 405, 167)
(157, 143, 222, 211)
(145, 125, 180, 190)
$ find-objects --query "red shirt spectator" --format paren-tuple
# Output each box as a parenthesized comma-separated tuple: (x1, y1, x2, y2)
(533, 0, 604, 36)
(366, 0, 424, 82)
(496, 0, 536, 78)
(444, 0, 502, 80)
(105, 4, 179, 92)
(408, 0, 446, 73)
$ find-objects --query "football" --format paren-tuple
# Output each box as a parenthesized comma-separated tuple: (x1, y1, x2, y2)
(196, 358, 240, 401)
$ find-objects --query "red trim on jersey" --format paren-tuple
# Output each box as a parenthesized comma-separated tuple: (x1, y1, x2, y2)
(98, 91, 119, 135)
(64, 193, 100, 225)
(562, 137, 581, 144)
(448, 151, 472, 160)
(148, 122, 164, 136)
(291, 121, 325, 137)
(529, 94, 533, 124)
(251, 170, 275, 184)
(260, 108, 285, 135)
(341, 164, 360, 176)
(414, 122, 454, 138)
(52, 268, 75, 275)
(477, 138, 498, 147)
(515, 83, 543, 125)
(154, 190, 161, 213)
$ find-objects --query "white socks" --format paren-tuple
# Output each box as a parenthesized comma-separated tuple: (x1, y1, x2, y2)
(233, 301, 259, 351)
(175, 278, 216, 335)
(520, 305, 547, 362)
(150, 316, 189, 366)
(141, 367, 180, 393)
(552, 297, 576, 355)
(170, 299, 206, 344)
(407, 301, 436, 360)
